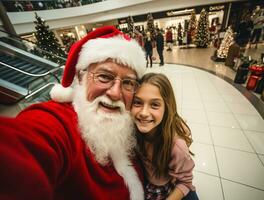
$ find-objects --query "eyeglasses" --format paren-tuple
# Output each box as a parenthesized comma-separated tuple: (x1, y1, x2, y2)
(89, 71, 140, 93)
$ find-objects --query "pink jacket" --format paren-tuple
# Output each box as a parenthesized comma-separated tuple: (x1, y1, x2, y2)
(169, 138, 195, 196)
(143, 137, 195, 196)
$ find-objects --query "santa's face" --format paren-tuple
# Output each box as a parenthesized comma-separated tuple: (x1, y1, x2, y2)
(72, 74, 136, 165)
(84, 61, 137, 112)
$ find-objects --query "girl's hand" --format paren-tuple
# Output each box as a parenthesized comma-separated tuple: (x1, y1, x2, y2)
(166, 188, 184, 200)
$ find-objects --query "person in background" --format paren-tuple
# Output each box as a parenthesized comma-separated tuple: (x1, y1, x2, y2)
(14, 1, 24, 11)
(73, 0, 82, 7)
(56, 0, 64, 8)
(134, 30, 144, 48)
(131, 73, 198, 200)
(0, 26, 146, 200)
(25, 1, 34, 11)
(36, 1, 45, 10)
(249, 6, 264, 49)
(166, 28, 173, 51)
(236, 12, 253, 48)
(144, 31, 154, 68)
(212, 23, 222, 48)
(156, 29, 164, 66)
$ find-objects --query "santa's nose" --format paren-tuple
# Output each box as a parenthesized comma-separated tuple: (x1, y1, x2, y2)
(105, 80, 122, 101)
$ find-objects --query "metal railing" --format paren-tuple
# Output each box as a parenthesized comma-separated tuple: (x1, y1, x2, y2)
(0, 61, 62, 104)
(25, 82, 56, 99)
(18, 82, 57, 111)
(0, 61, 62, 83)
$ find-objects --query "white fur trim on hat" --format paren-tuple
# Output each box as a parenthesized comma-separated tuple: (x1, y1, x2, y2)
(76, 36, 146, 78)
(50, 35, 146, 103)
(50, 83, 73, 103)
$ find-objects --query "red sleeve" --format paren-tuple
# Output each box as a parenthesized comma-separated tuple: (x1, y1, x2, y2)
(0, 102, 79, 200)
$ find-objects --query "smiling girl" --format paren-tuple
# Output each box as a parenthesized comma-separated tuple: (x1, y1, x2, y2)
(131, 73, 198, 200)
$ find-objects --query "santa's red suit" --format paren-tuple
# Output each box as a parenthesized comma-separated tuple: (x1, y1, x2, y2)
(0, 101, 143, 200)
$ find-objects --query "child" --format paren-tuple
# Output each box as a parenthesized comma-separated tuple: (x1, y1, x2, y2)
(144, 31, 154, 68)
(131, 73, 198, 200)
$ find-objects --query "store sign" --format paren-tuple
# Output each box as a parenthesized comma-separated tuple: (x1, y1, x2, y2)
(209, 5, 225, 11)
(119, 24, 128, 29)
(119, 19, 127, 24)
(166, 9, 194, 16)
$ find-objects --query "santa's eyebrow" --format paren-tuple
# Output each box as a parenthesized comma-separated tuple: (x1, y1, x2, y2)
(95, 68, 114, 74)
(96, 68, 137, 79)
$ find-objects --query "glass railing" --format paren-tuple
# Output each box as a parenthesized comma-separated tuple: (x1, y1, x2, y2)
(2, 0, 105, 12)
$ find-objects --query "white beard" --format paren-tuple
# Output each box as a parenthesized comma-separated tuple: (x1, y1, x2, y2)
(72, 83, 136, 166)
(71, 77, 144, 200)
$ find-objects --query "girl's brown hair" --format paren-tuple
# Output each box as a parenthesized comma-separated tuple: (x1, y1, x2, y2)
(136, 73, 193, 178)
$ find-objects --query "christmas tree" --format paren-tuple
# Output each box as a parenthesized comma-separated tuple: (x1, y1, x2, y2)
(127, 15, 134, 34)
(217, 26, 234, 58)
(146, 13, 156, 37)
(33, 13, 66, 64)
(188, 10, 197, 44)
(195, 9, 210, 48)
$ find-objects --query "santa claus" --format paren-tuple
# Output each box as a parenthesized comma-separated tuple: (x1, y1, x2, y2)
(0, 26, 146, 200)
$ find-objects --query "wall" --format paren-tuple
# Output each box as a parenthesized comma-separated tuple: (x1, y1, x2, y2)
(5, 0, 243, 34)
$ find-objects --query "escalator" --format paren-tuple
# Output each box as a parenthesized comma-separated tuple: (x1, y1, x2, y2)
(0, 31, 66, 106)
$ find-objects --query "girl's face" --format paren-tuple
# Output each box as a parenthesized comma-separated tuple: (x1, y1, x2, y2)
(131, 83, 165, 134)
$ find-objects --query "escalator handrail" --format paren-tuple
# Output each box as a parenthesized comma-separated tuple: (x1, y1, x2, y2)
(0, 61, 64, 77)
(25, 82, 57, 100)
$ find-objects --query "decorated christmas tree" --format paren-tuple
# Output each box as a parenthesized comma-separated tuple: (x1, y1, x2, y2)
(195, 9, 210, 48)
(33, 13, 66, 64)
(127, 15, 134, 34)
(188, 10, 197, 44)
(217, 26, 234, 58)
(146, 13, 155, 37)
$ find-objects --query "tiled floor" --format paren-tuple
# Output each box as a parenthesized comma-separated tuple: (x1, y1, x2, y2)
(146, 62, 264, 199)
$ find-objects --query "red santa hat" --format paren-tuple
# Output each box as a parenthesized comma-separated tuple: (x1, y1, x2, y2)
(50, 26, 146, 103)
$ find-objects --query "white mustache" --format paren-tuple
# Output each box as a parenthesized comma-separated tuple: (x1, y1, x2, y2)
(94, 95, 126, 114)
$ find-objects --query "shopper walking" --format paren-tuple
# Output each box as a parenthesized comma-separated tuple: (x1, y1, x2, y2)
(156, 29, 164, 66)
(144, 31, 154, 67)
(166, 28, 173, 51)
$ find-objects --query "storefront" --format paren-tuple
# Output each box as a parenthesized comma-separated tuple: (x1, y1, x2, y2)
(56, 28, 77, 44)
(118, 3, 228, 34)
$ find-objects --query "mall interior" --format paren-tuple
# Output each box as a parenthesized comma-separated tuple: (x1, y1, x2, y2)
(0, 0, 264, 199)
